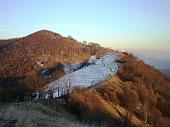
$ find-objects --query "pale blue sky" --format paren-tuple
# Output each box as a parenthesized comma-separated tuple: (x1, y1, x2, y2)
(0, 0, 170, 55)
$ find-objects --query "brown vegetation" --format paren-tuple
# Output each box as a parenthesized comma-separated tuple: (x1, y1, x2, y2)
(67, 53, 170, 127)
(68, 88, 137, 127)
(1, 30, 170, 127)
(0, 30, 112, 102)
(117, 53, 170, 127)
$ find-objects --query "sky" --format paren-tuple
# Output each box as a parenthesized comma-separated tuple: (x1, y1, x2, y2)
(0, 0, 170, 58)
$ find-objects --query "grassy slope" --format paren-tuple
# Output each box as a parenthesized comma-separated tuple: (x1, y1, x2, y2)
(68, 53, 170, 127)
(116, 53, 170, 127)
(69, 76, 144, 127)
(0, 100, 93, 127)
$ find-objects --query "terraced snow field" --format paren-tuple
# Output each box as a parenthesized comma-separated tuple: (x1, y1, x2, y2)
(42, 52, 119, 97)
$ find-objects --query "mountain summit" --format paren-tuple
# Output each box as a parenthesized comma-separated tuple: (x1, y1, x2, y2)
(26, 30, 62, 39)
(0, 30, 112, 92)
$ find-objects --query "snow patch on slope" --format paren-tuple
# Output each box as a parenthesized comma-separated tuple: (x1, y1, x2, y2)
(41, 52, 119, 97)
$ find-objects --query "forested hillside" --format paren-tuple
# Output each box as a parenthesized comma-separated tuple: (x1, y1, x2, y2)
(0, 30, 112, 102)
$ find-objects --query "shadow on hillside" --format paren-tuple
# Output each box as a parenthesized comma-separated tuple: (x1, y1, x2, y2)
(39, 63, 64, 78)
(0, 43, 12, 53)
(0, 76, 32, 102)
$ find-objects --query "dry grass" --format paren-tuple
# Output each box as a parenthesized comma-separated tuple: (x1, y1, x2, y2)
(68, 83, 140, 127)
(116, 53, 170, 127)
(0, 101, 102, 127)
(67, 52, 170, 127)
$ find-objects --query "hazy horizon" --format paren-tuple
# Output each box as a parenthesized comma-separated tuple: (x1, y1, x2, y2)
(1, 0, 170, 57)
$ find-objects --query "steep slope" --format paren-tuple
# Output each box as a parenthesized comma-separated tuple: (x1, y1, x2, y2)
(1, 46, 170, 127)
(0, 30, 113, 102)
(0, 100, 96, 127)
(69, 76, 145, 127)
(41, 53, 119, 97)
(67, 53, 170, 127)
(0, 30, 88, 79)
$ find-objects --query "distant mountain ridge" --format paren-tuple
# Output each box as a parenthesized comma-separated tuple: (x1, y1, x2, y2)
(128, 51, 170, 75)
(162, 69, 170, 77)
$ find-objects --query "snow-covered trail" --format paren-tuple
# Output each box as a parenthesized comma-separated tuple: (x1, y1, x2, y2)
(41, 52, 119, 97)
